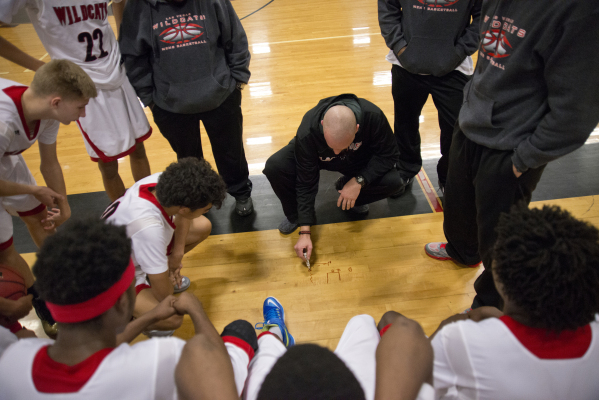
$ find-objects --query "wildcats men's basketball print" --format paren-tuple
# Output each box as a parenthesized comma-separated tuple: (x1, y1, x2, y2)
(154, 14, 208, 50)
(480, 14, 527, 70)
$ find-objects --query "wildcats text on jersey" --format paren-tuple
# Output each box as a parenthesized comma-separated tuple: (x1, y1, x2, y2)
(53, 2, 109, 26)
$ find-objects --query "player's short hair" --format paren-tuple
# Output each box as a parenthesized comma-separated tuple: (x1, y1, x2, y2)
(156, 157, 227, 210)
(32, 218, 131, 310)
(257, 344, 365, 400)
(30, 59, 97, 100)
(493, 205, 599, 332)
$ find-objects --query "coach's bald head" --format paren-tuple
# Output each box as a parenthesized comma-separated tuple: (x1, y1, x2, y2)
(322, 105, 359, 155)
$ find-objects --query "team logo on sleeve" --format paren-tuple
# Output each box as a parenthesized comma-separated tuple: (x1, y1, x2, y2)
(160, 23, 204, 44)
(481, 29, 512, 58)
(417, 0, 460, 7)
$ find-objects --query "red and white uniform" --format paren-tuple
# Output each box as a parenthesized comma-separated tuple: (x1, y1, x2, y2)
(432, 315, 599, 399)
(0, 79, 58, 250)
(0, 325, 18, 358)
(0, 335, 254, 398)
(0, 0, 151, 163)
(104, 173, 173, 289)
(242, 315, 434, 400)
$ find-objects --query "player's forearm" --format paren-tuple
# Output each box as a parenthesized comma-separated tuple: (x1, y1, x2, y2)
(173, 215, 191, 256)
(187, 306, 221, 345)
(176, 334, 239, 400)
(115, 310, 161, 345)
(0, 36, 45, 71)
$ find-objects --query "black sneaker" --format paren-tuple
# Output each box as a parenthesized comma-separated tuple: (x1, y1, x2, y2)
(390, 177, 413, 198)
(235, 197, 254, 216)
(349, 204, 369, 215)
(32, 297, 58, 339)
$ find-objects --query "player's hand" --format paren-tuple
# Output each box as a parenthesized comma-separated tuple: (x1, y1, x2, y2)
(466, 306, 503, 322)
(173, 292, 203, 315)
(169, 266, 183, 289)
(150, 295, 178, 321)
(32, 186, 63, 208)
(512, 164, 522, 178)
(4, 295, 33, 321)
(42, 208, 68, 230)
(337, 178, 361, 210)
(294, 234, 313, 261)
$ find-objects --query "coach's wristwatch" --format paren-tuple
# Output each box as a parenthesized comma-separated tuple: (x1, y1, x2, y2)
(355, 175, 366, 187)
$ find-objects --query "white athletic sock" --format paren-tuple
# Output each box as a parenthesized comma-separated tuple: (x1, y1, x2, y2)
(268, 326, 283, 341)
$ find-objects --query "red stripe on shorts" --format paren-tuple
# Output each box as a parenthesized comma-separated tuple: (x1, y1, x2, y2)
(17, 203, 46, 217)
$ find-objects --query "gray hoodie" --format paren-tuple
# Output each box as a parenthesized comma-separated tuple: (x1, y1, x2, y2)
(460, 0, 599, 172)
(119, 0, 250, 114)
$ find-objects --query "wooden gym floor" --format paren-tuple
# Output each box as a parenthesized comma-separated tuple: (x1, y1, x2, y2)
(3, 0, 599, 347)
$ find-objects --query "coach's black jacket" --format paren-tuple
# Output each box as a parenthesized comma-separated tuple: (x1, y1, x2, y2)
(294, 94, 399, 226)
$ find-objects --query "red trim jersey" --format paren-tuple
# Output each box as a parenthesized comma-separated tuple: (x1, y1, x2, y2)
(103, 173, 175, 284)
(432, 315, 599, 399)
(0, 0, 125, 89)
(0, 79, 59, 162)
(0, 337, 185, 398)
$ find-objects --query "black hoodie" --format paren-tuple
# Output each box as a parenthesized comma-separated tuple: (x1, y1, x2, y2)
(294, 94, 400, 226)
(119, 0, 250, 114)
(378, 0, 482, 77)
(459, 0, 599, 172)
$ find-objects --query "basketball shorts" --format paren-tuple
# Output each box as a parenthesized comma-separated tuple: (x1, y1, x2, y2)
(242, 315, 380, 400)
(77, 77, 152, 163)
(0, 155, 44, 249)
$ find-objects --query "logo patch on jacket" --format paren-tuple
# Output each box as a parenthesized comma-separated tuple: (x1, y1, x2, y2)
(480, 15, 527, 70)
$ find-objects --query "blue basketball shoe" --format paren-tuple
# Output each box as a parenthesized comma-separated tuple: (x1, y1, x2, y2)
(255, 297, 295, 347)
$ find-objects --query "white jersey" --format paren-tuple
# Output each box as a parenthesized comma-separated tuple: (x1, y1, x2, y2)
(0, 0, 125, 89)
(104, 173, 175, 284)
(0, 337, 185, 399)
(0, 78, 59, 161)
(432, 315, 599, 400)
(0, 326, 18, 359)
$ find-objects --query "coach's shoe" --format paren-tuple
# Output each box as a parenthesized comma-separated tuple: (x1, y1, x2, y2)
(278, 217, 299, 235)
(236, 197, 254, 216)
(424, 242, 482, 268)
(143, 329, 175, 338)
(221, 320, 259, 352)
(349, 204, 369, 215)
(390, 177, 413, 199)
(255, 297, 295, 347)
(173, 276, 191, 294)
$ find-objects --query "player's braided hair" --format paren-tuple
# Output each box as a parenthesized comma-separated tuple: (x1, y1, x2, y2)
(156, 157, 227, 210)
(257, 343, 365, 400)
(32, 218, 131, 306)
(31, 59, 97, 100)
(493, 204, 599, 332)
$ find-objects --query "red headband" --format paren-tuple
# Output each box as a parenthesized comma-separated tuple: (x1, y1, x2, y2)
(46, 259, 135, 323)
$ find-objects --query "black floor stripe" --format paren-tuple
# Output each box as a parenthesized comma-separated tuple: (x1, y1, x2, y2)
(11, 143, 599, 254)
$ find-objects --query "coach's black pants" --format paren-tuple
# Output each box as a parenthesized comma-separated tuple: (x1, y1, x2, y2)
(263, 142, 403, 221)
(443, 127, 546, 309)
(151, 89, 252, 199)
(391, 65, 469, 186)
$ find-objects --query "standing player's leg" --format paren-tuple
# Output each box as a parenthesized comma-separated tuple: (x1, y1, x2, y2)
(128, 142, 151, 182)
(97, 160, 126, 201)
(201, 89, 253, 216)
(391, 65, 430, 183)
(429, 71, 470, 190)
(333, 315, 381, 400)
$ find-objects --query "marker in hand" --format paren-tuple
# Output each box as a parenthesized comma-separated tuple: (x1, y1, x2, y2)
(303, 248, 311, 271)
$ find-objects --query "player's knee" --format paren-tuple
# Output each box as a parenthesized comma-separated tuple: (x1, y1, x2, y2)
(97, 160, 119, 178)
(198, 216, 212, 236)
(378, 310, 404, 331)
(130, 143, 147, 159)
